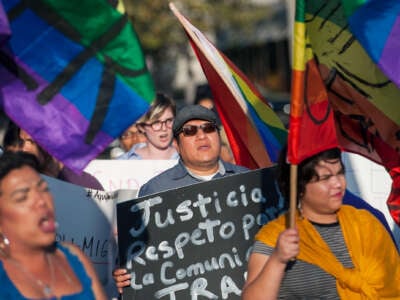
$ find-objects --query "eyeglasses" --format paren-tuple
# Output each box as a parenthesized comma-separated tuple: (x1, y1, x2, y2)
(178, 122, 218, 137)
(144, 118, 174, 131)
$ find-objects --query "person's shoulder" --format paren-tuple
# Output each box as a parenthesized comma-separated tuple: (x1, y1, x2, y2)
(169, 149, 180, 160)
(341, 205, 381, 224)
(149, 161, 182, 181)
(116, 152, 129, 160)
(59, 241, 85, 257)
(341, 204, 371, 216)
(138, 162, 183, 196)
(118, 143, 147, 160)
(59, 243, 107, 299)
(222, 161, 250, 174)
(59, 242, 94, 269)
(133, 143, 148, 156)
(255, 212, 286, 245)
(141, 168, 172, 187)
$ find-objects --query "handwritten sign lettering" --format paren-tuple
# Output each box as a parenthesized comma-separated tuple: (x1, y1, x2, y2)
(117, 167, 286, 299)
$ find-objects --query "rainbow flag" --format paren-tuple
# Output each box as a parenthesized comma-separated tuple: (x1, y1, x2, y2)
(292, 0, 400, 224)
(0, 0, 154, 173)
(288, 0, 339, 165)
(170, 3, 287, 169)
(345, 0, 400, 89)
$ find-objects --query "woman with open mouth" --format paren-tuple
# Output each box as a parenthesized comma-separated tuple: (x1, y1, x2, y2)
(118, 92, 179, 161)
(0, 151, 107, 299)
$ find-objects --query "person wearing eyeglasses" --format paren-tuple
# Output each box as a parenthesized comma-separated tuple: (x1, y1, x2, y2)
(112, 104, 249, 293)
(137, 104, 249, 197)
(117, 92, 179, 160)
(118, 123, 147, 153)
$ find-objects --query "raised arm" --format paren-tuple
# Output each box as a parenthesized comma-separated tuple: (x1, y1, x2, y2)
(242, 228, 299, 300)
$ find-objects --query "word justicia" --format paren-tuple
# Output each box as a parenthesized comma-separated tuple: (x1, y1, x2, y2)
(129, 185, 267, 237)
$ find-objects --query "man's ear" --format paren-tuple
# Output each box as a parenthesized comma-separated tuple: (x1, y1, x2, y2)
(173, 138, 180, 153)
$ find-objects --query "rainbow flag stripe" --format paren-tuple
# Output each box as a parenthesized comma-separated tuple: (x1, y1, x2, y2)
(288, 0, 338, 165)
(345, 0, 400, 89)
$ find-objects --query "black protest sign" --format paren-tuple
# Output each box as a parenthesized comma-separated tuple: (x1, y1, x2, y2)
(117, 167, 287, 299)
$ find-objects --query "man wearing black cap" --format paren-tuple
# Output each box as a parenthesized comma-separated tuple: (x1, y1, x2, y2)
(138, 104, 248, 195)
(113, 104, 249, 292)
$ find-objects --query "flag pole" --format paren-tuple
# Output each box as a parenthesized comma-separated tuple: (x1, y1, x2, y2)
(287, 0, 303, 229)
(289, 164, 298, 228)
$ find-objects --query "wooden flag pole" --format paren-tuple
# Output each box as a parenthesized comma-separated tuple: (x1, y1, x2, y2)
(289, 164, 298, 228)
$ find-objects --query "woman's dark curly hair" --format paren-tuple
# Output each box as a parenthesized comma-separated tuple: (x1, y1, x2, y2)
(276, 145, 344, 203)
(0, 151, 40, 188)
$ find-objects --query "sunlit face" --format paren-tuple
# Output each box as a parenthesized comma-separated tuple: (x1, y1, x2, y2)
(301, 159, 346, 223)
(141, 108, 174, 150)
(0, 166, 56, 250)
(19, 130, 44, 165)
(177, 119, 221, 173)
(119, 124, 146, 152)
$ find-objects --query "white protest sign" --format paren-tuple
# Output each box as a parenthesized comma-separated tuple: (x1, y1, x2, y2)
(84, 159, 178, 191)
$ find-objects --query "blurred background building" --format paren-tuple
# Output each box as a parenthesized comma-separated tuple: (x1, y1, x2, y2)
(124, 0, 292, 125)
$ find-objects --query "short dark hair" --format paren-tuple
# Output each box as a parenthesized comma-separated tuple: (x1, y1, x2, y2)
(194, 84, 213, 104)
(0, 151, 40, 183)
(3, 121, 21, 150)
(17, 128, 54, 173)
(276, 146, 344, 203)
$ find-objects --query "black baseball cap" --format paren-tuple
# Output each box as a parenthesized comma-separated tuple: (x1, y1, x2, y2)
(173, 105, 218, 136)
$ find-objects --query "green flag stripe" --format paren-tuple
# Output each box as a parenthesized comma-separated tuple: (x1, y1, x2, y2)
(295, 0, 305, 23)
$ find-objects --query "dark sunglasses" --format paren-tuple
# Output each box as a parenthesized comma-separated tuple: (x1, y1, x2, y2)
(178, 122, 218, 137)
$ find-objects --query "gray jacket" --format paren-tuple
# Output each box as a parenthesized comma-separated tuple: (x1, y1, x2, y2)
(138, 159, 249, 197)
